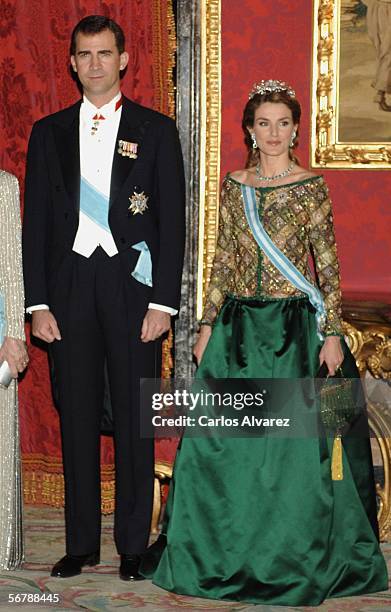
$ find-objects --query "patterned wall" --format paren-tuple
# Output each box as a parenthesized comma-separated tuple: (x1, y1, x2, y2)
(0, 0, 175, 181)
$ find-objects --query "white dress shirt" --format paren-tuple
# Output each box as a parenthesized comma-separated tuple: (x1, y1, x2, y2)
(72, 92, 121, 258)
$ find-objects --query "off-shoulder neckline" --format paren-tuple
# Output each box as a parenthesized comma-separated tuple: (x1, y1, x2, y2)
(225, 173, 324, 191)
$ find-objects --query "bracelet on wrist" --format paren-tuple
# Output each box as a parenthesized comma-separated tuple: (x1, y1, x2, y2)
(197, 320, 213, 332)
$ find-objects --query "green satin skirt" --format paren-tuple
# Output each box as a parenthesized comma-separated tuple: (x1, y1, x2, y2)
(145, 296, 388, 606)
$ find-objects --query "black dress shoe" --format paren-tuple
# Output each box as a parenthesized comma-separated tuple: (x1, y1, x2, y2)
(119, 554, 145, 581)
(140, 534, 167, 577)
(51, 552, 100, 578)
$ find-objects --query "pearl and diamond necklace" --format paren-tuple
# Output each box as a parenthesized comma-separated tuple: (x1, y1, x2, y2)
(255, 161, 295, 182)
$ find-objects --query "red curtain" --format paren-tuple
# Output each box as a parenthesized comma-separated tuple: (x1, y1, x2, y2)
(0, 0, 176, 512)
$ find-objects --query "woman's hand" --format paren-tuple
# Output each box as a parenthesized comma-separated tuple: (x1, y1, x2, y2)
(318, 336, 344, 376)
(0, 337, 29, 378)
(193, 325, 212, 366)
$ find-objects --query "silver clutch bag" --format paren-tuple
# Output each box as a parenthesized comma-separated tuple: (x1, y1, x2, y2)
(0, 360, 13, 389)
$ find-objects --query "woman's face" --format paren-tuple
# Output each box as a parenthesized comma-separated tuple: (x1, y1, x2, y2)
(249, 102, 297, 158)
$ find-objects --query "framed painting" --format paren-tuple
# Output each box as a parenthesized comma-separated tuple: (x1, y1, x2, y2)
(311, 0, 391, 168)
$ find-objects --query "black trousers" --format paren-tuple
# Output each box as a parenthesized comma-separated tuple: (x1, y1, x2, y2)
(50, 248, 160, 555)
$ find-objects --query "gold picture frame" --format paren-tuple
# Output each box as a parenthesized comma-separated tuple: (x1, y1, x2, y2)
(196, 0, 221, 320)
(311, 0, 391, 168)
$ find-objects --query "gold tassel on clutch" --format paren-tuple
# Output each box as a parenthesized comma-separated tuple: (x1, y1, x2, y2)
(316, 364, 357, 482)
(331, 434, 343, 481)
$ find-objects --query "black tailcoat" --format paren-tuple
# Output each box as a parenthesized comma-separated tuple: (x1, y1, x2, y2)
(23, 96, 185, 310)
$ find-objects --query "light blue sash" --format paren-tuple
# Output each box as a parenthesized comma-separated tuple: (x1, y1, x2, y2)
(131, 241, 153, 287)
(80, 177, 110, 232)
(0, 292, 5, 346)
(241, 185, 326, 339)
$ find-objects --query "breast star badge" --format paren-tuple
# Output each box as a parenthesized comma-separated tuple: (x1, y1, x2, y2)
(128, 191, 149, 215)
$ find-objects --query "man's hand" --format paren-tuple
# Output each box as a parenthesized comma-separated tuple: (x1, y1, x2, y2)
(193, 325, 212, 366)
(141, 309, 171, 343)
(31, 310, 61, 343)
(0, 337, 29, 378)
(319, 336, 344, 376)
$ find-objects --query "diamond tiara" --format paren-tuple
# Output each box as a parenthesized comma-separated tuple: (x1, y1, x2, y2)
(248, 79, 296, 100)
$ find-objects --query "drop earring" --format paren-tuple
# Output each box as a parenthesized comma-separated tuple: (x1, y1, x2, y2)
(290, 130, 297, 148)
(251, 133, 258, 149)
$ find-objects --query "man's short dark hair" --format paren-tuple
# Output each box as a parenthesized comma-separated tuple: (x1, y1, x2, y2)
(70, 15, 125, 55)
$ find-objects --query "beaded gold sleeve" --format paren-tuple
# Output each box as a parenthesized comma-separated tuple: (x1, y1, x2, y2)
(200, 180, 235, 325)
(307, 180, 343, 336)
(0, 171, 25, 341)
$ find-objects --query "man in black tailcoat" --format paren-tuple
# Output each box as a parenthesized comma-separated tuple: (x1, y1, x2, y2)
(22, 15, 185, 580)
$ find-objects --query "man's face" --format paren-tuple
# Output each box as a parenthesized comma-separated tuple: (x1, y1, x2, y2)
(70, 29, 128, 102)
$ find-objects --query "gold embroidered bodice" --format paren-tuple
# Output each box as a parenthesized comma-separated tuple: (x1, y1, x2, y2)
(201, 175, 343, 336)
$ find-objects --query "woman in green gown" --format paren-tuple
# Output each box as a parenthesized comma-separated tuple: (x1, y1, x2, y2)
(142, 81, 388, 605)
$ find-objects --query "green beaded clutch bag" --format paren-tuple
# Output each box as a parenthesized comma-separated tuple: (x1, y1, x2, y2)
(316, 362, 356, 432)
(316, 361, 357, 480)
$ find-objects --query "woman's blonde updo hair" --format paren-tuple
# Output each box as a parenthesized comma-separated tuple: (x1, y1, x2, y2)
(242, 89, 301, 168)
